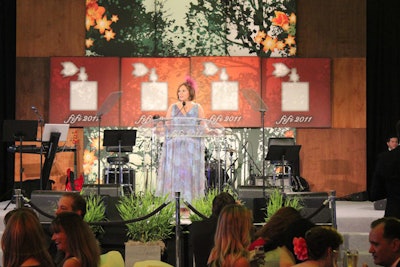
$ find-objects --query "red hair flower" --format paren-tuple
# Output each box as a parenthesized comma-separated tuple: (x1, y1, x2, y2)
(293, 237, 308, 261)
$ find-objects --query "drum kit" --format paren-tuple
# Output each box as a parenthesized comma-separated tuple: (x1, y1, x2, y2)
(204, 147, 237, 191)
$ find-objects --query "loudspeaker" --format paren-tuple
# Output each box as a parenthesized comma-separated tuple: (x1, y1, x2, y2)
(30, 190, 65, 223)
(238, 186, 274, 199)
(374, 199, 386, 210)
(82, 184, 122, 197)
(285, 192, 332, 225)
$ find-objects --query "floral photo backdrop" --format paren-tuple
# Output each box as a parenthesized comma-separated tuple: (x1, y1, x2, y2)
(85, 0, 297, 57)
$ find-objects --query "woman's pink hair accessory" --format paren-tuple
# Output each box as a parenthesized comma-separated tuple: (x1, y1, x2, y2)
(185, 76, 197, 91)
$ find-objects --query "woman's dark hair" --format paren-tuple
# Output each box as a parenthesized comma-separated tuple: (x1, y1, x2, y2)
(305, 226, 343, 260)
(1, 207, 55, 267)
(51, 212, 100, 267)
(255, 206, 303, 248)
(211, 192, 236, 218)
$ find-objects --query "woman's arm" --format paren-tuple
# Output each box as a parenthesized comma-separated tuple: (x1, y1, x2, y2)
(63, 257, 81, 267)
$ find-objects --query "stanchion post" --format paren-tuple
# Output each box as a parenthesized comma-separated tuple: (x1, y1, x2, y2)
(329, 190, 337, 229)
(175, 192, 181, 267)
(15, 189, 22, 208)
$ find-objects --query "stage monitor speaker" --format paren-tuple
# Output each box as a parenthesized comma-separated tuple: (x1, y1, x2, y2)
(374, 199, 386, 210)
(238, 185, 274, 199)
(30, 190, 66, 223)
(285, 192, 332, 225)
(82, 184, 122, 197)
(238, 186, 272, 223)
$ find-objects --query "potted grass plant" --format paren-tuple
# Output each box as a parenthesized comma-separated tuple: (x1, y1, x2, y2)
(265, 189, 303, 221)
(189, 188, 238, 222)
(116, 191, 174, 267)
(83, 193, 106, 236)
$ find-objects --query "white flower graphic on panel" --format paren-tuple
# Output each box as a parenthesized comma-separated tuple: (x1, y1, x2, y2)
(132, 64, 168, 111)
(203, 62, 238, 111)
(61, 62, 98, 111)
(272, 63, 309, 112)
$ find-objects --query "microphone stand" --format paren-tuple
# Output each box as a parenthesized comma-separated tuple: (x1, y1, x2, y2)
(38, 118, 44, 189)
(32, 107, 45, 189)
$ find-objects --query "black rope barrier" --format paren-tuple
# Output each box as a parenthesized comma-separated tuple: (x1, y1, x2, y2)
(305, 198, 330, 220)
(24, 197, 56, 220)
(183, 200, 208, 220)
(23, 197, 171, 227)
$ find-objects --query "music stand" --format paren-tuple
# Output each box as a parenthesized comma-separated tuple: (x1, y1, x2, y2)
(42, 123, 70, 142)
(2, 120, 38, 209)
(103, 129, 136, 193)
(266, 145, 301, 193)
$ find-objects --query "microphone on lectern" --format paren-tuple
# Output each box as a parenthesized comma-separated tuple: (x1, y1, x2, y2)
(173, 101, 187, 117)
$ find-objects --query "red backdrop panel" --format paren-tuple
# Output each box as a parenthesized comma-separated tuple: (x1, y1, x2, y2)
(263, 58, 331, 128)
(120, 57, 190, 127)
(190, 56, 262, 128)
(49, 57, 121, 127)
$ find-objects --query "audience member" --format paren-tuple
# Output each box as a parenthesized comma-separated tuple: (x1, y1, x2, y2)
(385, 134, 399, 151)
(3, 208, 18, 225)
(47, 192, 87, 265)
(56, 192, 87, 217)
(51, 212, 100, 267)
(189, 192, 236, 267)
(208, 204, 253, 267)
(248, 206, 303, 251)
(280, 217, 316, 267)
(1, 207, 55, 267)
(368, 217, 400, 267)
(370, 120, 400, 218)
(292, 226, 343, 267)
(247, 207, 304, 267)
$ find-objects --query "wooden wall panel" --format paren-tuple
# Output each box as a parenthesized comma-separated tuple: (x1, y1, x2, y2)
(16, 0, 85, 57)
(16, 58, 49, 121)
(296, 0, 366, 58)
(332, 58, 366, 128)
(296, 128, 366, 197)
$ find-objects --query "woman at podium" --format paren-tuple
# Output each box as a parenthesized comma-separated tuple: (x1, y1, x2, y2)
(156, 77, 206, 203)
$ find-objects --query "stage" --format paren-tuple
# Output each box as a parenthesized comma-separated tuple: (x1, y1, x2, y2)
(0, 199, 384, 266)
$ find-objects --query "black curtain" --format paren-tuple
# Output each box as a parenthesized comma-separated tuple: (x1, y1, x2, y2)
(366, 1, 400, 194)
(0, 1, 16, 201)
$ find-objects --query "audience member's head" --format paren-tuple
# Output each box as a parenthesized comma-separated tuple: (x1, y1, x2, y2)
(51, 212, 100, 267)
(211, 192, 236, 218)
(255, 206, 303, 247)
(56, 192, 86, 217)
(369, 217, 400, 267)
(3, 208, 18, 226)
(1, 207, 55, 267)
(385, 133, 399, 151)
(284, 217, 316, 263)
(208, 204, 253, 267)
(302, 226, 343, 264)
